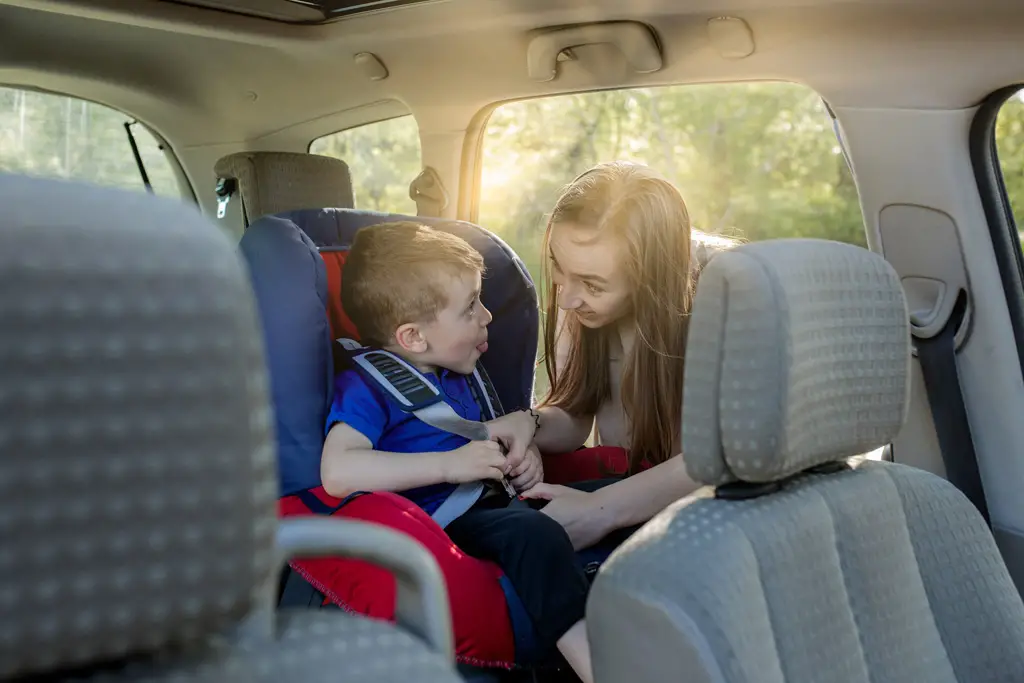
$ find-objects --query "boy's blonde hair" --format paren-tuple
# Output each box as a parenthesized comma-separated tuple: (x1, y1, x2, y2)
(342, 221, 484, 345)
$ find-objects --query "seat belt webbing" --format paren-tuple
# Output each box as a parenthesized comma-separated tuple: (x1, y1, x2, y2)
(342, 342, 514, 525)
(915, 292, 990, 523)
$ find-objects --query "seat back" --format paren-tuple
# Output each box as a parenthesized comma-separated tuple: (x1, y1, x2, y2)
(588, 239, 1024, 683)
(0, 174, 277, 678)
(240, 209, 538, 497)
(0, 174, 462, 683)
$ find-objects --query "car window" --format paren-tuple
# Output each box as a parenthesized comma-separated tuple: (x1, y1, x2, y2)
(310, 115, 421, 215)
(478, 82, 865, 398)
(995, 91, 1024, 232)
(0, 86, 183, 197)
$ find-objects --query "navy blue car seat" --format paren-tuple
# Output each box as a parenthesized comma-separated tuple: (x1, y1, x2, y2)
(240, 207, 552, 671)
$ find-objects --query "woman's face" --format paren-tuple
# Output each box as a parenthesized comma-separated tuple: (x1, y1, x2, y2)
(548, 221, 633, 329)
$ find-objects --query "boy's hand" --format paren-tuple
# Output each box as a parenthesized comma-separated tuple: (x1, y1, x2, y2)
(486, 410, 538, 475)
(510, 444, 544, 493)
(442, 440, 509, 484)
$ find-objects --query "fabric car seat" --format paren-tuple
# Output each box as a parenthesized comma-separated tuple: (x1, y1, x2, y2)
(586, 238, 1024, 683)
(0, 173, 462, 683)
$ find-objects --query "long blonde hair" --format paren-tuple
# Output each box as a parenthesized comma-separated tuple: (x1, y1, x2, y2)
(540, 161, 731, 472)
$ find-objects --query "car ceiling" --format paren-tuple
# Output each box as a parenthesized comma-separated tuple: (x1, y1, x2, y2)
(1, 0, 1024, 151)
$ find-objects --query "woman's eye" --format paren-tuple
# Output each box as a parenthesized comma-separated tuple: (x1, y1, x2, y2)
(584, 282, 602, 295)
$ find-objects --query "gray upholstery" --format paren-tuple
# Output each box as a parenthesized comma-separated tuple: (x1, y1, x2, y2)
(0, 174, 459, 682)
(683, 239, 910, 485)
(58, 612, 460, 683)
(214, 151, 354, 221)
(588, 239, 1024, 683)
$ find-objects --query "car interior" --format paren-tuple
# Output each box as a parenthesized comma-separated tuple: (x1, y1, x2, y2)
(5, 0, 1024, 681)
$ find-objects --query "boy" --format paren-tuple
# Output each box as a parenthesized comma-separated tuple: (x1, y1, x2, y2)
(321, 221, 593, 683)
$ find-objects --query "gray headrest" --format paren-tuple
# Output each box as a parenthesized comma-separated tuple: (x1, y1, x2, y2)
(215, 151, 354, 221)
(0, 175, 277, 678)
(682, 239, 910, 486)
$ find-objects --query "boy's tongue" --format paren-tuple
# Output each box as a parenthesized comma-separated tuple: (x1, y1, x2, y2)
(476, 341, 489, 354)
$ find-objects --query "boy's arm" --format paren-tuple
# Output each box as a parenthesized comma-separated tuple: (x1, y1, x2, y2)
(321, 423, 508, 499)
(321, 423, 448, 498)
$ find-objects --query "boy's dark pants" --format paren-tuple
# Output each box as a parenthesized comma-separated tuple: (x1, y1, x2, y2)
(446, 496, 588, 658)
(445, 478, 640, 661)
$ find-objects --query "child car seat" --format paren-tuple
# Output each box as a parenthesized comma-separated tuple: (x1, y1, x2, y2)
(225, 152, 632, 672)
(241, 208, 544, 669)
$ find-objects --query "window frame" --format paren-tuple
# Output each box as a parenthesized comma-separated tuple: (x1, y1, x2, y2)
(971, 84, 1024, 367)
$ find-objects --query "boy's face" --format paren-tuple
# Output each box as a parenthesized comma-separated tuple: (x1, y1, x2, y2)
(397, 270, 491, 375)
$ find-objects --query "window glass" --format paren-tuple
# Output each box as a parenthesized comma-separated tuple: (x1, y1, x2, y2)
(479, 83, 865, 398)
(310, 115, 422, 215)
(995, 91, 1024, 233)
(0, 87, 182, 197)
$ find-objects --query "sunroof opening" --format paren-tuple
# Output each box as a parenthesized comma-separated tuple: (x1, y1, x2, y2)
(289, 0, 435, 17)
(161, 0, 441, 23)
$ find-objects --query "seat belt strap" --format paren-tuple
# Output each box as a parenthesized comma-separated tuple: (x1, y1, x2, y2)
(469, 365, 504, 421)
(915, 293, 990, 523)
(408, 167, 449, 217)
(339, 340, 515, 524)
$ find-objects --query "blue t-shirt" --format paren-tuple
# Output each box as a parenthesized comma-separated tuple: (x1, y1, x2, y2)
(326, 367, 483, 515)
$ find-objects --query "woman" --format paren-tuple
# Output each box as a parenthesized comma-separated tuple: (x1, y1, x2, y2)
(520, 161, 735, 550)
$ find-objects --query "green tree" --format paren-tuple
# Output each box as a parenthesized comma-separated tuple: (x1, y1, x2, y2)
(310, 115, 421, 215)
(996, 92, 1024, 235)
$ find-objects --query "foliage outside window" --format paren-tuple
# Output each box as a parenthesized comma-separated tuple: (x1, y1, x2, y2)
(995, 92, 1024, 239)
(310, 115, 422, 215)
(0, 87, 181, 197)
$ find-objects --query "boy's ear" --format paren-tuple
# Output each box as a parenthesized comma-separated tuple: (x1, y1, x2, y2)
(394, 323, 428, 354)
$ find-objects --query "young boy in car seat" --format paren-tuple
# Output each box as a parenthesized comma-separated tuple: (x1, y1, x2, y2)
(320, 221, 595, 683)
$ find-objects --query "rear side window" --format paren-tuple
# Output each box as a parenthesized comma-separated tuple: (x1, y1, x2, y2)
(995, 91, 1024, 230)
(310, 115, 421, 215)
(0, 87, 182, 197)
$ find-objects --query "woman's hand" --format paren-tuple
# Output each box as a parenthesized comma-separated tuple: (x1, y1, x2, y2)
(509, 444, 544, 492)
(520, 483, 612, 550)
(486, 410, 538, 475)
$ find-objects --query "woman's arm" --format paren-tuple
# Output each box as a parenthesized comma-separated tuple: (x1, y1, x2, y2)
(522, 453, 702, 549)
(533, 405, 594, 455)
(592, 454, 701, 532)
